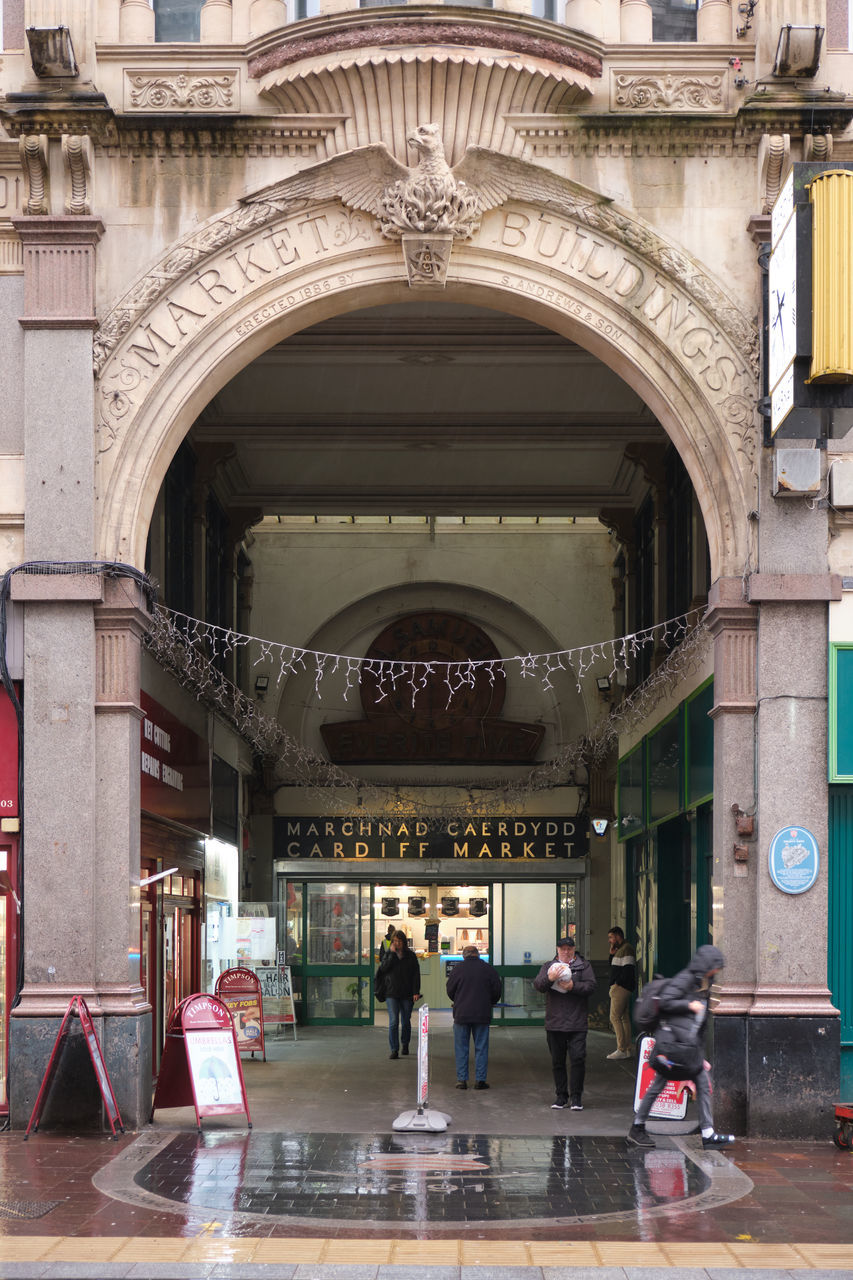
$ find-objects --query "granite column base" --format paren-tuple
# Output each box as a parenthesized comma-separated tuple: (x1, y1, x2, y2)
(10, 1009, 152, 1132)
(714, 1013, 840, 1139)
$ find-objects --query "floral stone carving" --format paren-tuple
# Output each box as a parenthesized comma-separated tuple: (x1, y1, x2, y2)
(125, 71, 238, 113)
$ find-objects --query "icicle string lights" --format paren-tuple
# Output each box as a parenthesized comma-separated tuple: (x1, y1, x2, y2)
(162, 605, 704, 707)
(144, 603, 711, 826)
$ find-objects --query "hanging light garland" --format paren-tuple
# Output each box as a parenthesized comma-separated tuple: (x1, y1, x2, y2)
(145, 603, 711, 825)
(156, 606, 704, 705)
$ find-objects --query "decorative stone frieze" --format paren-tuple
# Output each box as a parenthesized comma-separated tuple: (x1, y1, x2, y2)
(611, 70, 727, 113)
(92, 118, 341, 161)
(124, 69, 240, 113)
(12, 216, 104, 328)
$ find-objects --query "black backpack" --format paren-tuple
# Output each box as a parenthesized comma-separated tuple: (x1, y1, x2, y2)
(632, 973, 668, 1035)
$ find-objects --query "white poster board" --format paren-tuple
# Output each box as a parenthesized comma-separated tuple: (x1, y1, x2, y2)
(251, 964, 297, 1040)
(185, 1028, 245, 1113)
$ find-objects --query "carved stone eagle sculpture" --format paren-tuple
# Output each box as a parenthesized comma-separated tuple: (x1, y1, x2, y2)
(242, 121, 611, 242)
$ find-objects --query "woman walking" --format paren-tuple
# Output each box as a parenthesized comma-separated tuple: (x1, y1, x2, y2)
(377, 930, 421, 1058)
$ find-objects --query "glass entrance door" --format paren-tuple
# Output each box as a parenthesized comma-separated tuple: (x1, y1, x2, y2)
(304, 882, 372, 1023)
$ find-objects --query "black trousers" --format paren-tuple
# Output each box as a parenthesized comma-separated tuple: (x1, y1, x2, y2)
(546, 1028, 587, 1102)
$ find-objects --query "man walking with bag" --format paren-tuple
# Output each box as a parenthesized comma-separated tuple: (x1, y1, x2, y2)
(627, 943, 735, 1150)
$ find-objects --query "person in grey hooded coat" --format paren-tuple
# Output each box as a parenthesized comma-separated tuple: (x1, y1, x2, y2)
(627, 944, 735, 1151)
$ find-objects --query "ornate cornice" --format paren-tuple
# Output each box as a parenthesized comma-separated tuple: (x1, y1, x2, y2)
(92, 115, 342, 160)
(248, 10, 603, 82)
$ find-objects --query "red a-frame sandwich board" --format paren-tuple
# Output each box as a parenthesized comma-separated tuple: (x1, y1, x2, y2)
(215, 966, 266, 1060)
(150, 992, 252, 1131)
(25, 995, 124, 1139)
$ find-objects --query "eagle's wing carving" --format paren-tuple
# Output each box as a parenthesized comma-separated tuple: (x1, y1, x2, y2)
(241, 144, 412, 217)
(452, 147, 613, 221)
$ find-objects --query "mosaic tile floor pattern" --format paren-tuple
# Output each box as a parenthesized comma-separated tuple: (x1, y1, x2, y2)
(133, 1132, 714, 1225)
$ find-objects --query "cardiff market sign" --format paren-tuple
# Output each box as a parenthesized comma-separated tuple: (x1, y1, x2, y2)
(274, 817, 589, 861)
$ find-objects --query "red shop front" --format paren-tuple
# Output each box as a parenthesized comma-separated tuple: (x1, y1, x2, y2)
(140, 691, 210, 1069)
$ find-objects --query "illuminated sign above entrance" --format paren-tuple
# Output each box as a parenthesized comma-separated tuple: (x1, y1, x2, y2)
(274, 817, 589, 861)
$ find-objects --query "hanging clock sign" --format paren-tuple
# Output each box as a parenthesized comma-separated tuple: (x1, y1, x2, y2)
(768, 825, 819, 895)
(769, 170, 797, 436)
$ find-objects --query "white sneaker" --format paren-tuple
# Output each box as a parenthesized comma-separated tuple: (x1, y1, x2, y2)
(606, 1049, 631, 1060)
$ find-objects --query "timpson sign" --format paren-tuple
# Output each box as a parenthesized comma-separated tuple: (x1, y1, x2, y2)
(274, 816, 589, 861)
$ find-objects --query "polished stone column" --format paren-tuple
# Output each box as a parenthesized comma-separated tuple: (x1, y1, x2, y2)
(9, 215, 151, 1130)
(708, 568, 841, 1137)
(705, 576, 759, 1132)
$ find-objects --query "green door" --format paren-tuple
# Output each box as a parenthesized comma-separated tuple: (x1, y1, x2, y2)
(829, 787, 853, 1095)
(303, 883, 373, 1024)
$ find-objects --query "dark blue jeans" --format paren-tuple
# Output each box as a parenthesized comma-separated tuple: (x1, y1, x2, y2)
(386, 996, 414, 1053)
(454, 1021, 490, 1083)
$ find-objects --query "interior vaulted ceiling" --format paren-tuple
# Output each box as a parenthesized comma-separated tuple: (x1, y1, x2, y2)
(191, 301, 665, 517)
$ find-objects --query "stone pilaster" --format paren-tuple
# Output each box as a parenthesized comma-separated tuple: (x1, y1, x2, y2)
(9, 214, 152, 1131)
(93, 576, 153, 1128)
(707, 573, 841, 1138)
(705, 576, 758, 1133)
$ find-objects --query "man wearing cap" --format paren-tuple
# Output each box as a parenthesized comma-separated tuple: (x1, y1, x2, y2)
(446, 944, 502, 1090)
(533, 935, 597, 1111)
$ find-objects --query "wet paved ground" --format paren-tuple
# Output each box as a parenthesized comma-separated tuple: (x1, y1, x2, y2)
(112, 1129, 732, 1230)
(0, 1025, 850, 1276)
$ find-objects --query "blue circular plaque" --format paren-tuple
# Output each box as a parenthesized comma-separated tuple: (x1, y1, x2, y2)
(768, 826, 820, 895)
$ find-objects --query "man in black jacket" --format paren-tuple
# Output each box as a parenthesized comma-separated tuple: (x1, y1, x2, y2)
(627, 943, 735, 1150)
(533, 936, 596, 1111)
(378, 931, 421, 1059)
(446, 944, 502, 1090)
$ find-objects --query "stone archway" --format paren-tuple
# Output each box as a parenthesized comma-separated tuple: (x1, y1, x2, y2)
(94, 181, 759, 575)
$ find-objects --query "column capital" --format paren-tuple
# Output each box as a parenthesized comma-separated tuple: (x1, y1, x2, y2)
(706, 576, 758, 712)
(11, 215, 104, 328)
(94, 577, 152, 709)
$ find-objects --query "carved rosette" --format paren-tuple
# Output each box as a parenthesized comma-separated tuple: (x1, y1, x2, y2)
(125, 70, 239, 113)
(612, 71, 726, 113)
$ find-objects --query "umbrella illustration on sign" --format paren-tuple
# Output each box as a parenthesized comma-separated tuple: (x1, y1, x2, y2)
(200, 1056, 233, 1102)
